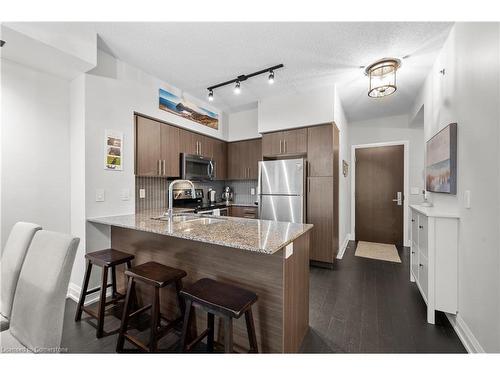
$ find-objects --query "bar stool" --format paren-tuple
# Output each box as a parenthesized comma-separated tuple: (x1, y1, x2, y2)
(74, 248, 135, 338)
(180, 278, 258, 353)
(116, 261, 187, 353)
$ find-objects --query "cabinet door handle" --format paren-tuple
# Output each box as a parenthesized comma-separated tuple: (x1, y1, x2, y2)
(284, 139, 286, 153)
(411, 251, 415, 254)
(419, 263, 423, 267)
(419, 225, 423, 229)
(411, 219, 415, 223)
(157, 160, 161, 175)
(199, 142, 202, 155)
(279, 139, 282, 154)
(163, 160, 166, 176)
(308, 178, 310, 193)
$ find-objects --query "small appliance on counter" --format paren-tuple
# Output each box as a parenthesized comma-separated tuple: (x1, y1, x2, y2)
(222, 186, 233, 204)
(208, 188, 217, 204)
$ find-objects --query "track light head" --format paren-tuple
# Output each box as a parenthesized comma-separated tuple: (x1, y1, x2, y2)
(208, 89, 214, 101)
(268, 70, 275, 84)
(234, 81, 241, 94)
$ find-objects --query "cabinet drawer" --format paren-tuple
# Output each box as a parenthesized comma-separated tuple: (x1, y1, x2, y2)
(418, 252, 429, 302)
(230, 206, 258, 219)
(410, 241, 419, 281)
(418, 215, 428, 258)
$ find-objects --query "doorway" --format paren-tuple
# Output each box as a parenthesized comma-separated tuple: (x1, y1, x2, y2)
(352, 143, 407, 246)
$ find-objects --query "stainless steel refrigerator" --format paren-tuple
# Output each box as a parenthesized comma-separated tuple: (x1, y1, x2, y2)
(257, 158, 305, 223)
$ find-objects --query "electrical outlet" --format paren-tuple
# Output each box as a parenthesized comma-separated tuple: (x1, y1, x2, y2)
(464, 190, 471, 209)
(121, 188, 130, 201)
(139, 189, 146, 199)
(95, 189, 105, 202)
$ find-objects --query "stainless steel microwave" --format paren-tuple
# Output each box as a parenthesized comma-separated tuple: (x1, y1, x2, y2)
(181, 153, 215, 181)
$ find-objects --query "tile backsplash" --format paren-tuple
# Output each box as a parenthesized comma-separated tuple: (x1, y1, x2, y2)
(135, 177, 257, 212)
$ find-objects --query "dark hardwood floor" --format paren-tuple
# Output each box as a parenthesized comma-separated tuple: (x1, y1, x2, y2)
(60, 241, 466, 353)
(301, 241, 466, 353)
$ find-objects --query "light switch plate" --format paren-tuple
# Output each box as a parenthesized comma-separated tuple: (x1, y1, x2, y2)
(250, 188, 255, 195)
(95, 189, 105, 202)
(285, 243, 293, 259)
(139, 189, 146, 199)
(121, 188, 130, 201)
(465, 190, 471, 209)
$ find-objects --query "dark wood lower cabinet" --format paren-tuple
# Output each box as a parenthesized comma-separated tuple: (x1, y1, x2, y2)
(307, 176, 338, 264)
(229, 206, 258, 219)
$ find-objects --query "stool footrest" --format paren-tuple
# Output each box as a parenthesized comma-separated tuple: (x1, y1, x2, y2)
(128, 304, 152, 319)
(84, 283, 113, 296)
(185, 328, 210, 352)
(123, 333, 150, 352)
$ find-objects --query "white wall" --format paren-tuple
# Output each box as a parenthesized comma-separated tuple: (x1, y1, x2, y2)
(333, 87, 351, 254)
(348, 114, 425, 243)
(1, 59, 71, 247)
(258, 86, 336, 133)
(411, 23, 500, 352)
(227, 108, 260, 141)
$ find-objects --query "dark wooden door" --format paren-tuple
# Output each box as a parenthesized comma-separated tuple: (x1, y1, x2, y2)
(135, 116, 161, 176)
(355, 145, 404, 245)
(307, 124, 333, 177)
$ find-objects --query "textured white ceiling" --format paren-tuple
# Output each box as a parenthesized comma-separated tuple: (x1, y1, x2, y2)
(91, 22, 452, 122)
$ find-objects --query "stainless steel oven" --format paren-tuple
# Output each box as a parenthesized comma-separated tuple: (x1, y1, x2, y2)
(181, 153, 215, 181)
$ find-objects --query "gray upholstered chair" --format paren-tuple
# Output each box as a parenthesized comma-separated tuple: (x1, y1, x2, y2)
(1, 222, 42, 332)
(0, 230, 79, 353)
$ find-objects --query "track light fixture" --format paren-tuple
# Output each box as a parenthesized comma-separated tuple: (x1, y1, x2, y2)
(268, 70, 275, 84)
(234, 81, 241, 94)
(206, 63, 283, 100)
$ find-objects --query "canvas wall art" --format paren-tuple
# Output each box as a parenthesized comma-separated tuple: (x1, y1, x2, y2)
(426, 123, 457, 194)
(159, 88, 218, 129)
(105, 129, 123, 171)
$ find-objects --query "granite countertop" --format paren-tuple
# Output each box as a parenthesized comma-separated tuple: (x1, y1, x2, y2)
(87, 210, 313, 255)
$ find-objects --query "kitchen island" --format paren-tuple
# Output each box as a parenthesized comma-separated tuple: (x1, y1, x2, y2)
(87, 211, 312, 353)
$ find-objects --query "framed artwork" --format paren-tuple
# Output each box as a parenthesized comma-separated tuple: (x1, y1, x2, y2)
(426, 123, 457, 194)
(159, 88, 218, 129)
(104, 129, 123, 171)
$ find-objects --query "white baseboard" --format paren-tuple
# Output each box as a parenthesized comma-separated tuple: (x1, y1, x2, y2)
(445, 313, 485, 353)
(337, 235, 351, 259)
(66, 282, 112, 306)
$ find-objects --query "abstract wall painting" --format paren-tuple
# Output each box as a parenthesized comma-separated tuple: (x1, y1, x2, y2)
(426, 123, 457, 194)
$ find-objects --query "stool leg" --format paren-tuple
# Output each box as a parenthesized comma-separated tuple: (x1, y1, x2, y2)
(74, 260, 92, 322)
(111, 265, 117, 298)
(224, 317, 233, 354)
(126, 261, 138, 309)
(96, 266, 108, 338)
(207, 313, 215, 353)
(175, 279, 185, 318)
(245, 309, 258, 353)
(149, 287, 160, 353)
(180, 299, 193, 352)
(116, 277, 134, 352)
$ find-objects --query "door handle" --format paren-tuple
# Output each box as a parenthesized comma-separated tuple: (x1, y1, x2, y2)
(392, 191, 402, 205)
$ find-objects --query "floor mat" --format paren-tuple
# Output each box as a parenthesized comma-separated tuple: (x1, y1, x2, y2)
(354, 241, 401, 263)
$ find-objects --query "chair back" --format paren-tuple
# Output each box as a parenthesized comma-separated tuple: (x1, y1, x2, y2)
(1, 222, 42, 319)
(9, 230, 79, 352)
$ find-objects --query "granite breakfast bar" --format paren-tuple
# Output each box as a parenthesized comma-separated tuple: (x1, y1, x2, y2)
(87, 211, 313, 353)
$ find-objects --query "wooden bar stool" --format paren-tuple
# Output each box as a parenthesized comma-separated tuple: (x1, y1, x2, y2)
(74, 249, 135, 338)
(116, 261, 187, 353)
(180, 278, 258, 353)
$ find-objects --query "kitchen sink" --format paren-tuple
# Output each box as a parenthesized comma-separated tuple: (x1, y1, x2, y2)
(152, 214, 225, 225)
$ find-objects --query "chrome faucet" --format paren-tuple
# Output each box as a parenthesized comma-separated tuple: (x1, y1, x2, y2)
(167, 180, 196, 218)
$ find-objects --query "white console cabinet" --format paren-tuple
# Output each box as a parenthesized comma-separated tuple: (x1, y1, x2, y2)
(410, 205, 459, 324)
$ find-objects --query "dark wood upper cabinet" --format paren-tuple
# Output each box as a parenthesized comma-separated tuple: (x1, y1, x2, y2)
(212, 139, 227, 180)
(262, 128, 307, 157)
(160, 124, 180, 177)
(135, 116, 162, 176)
(227, 138, 262, 180)
(307, 124, 334, 177)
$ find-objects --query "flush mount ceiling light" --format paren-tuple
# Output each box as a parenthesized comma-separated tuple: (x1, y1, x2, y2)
(365, 58, 401, 98)
(207, 64, 283, 101)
